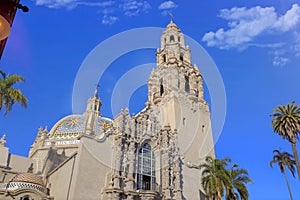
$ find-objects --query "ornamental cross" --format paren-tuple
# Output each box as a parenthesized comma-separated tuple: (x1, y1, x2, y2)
(169, 13, 174, 21)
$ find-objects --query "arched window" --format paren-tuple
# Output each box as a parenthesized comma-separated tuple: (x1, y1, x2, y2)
(170, 35, 175, 43)
(137, 143, 156, 191)
(162, 54, 166, 63)
(21, 196, 31, 200)
(160, 79, 164, 96)
(185, 76, 190, 93)
(180, 53, 184, 61)
(178, 36, 181, 42)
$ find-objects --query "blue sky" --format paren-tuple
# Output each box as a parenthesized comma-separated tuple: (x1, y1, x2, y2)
(1, 0, 300, 199)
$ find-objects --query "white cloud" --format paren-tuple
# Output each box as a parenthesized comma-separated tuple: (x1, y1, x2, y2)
(102, 15, 119, 25)
(273, 56, 289, 66)
(248, 43, 285, 48)
(202, 4, 300, 50)
(121, 0, 151, 16)
(270, 49, 290, 66)
(158, 1, 177, 16)
(77, 1, 115, 7)
(34, 0, 152, 17)
(274, 4, 300, 32)
(98, 7, 116, 15)
(293, 44, 300, 57)
(35, 0, 76, 9)
(158, 1, 177, 10)
(35, 0, 115, 9)
(34, 0, 152, 25)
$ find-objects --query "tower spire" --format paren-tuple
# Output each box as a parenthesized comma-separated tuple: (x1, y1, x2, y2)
(85, 85, 102, 116)
(94, 83, 100, 98)
(169, 13, 173, 23)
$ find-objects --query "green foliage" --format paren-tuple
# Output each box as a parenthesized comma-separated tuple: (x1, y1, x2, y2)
(226, 164, 253, 200)
(270, 149, 295, 200)
(196, 156, 252, 200)
(271, 102, 300, 180)
(271, 102, 300, 143)
(0, 69, 28, 116)
(270, 150, 296, 176)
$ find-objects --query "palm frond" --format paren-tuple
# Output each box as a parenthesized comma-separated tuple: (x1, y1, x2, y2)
(270, 149, 296, 177)
(0, 70, 28, 116)
(0, 70, 6, 79)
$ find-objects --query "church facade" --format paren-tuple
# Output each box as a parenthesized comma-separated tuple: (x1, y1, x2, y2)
(0, 21, 214, 200)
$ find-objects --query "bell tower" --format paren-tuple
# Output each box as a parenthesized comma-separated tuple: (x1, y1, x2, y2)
(157, 19, 191, 65)
(147, 20, 215, 200)
(84, 87, 102, 134)
(148, 20, 205, 105)
(84, 87, 102, 117)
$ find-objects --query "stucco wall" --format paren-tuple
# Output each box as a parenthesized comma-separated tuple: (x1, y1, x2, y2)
(47, 153, 76, 199)
(68, 136, 113, 200)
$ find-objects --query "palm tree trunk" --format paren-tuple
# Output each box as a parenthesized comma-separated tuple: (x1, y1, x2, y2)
(283, 169, 293, 200)
(291, 142, 300, 180)
(218, 194, 222, 200)
(225, 187, 229, 200)
(217, 189, 222, 200)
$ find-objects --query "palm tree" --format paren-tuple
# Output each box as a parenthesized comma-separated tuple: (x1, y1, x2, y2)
(270, 149, 296, 200)
(198, 156, 231, 200)
(271, 102, 300, 179)
(0, 70, 27, 116)
(194, 157, 252, 200)
(226, 164, 252, 200)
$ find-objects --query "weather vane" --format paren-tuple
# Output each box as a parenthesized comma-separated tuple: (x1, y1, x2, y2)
(94, 83, 100, 96)
(169, 12, 174, 22)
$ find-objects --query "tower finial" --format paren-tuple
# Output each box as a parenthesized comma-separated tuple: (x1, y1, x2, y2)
(94, 83, 100, 98)
(169, 12, 173, 22)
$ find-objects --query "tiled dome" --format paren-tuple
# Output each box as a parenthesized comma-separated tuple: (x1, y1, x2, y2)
(10, 173, 45, 187)
(50, 115, 86, 139)
(49, 114, 113, 139)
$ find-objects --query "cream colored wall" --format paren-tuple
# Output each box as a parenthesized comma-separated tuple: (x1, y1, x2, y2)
(8, 154, 35, 173)
(30, 145, 78, 174)
(0, 146, 8, 167)
(30, 149, 49, 173)
(153, 92, 214, 199)
(47, 154, 76, 200)
(0, 146, 36, 185)
(68, 136, 113, 200)
(0, 171, 17, 184)
(154, 94, 214, 159)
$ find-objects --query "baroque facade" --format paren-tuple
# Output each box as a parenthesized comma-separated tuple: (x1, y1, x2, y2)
(0, 20, 215, 200)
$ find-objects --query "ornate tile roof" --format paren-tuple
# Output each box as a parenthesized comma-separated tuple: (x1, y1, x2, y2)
(49, 114, 113, 139)
(9, 173, 45, 187)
